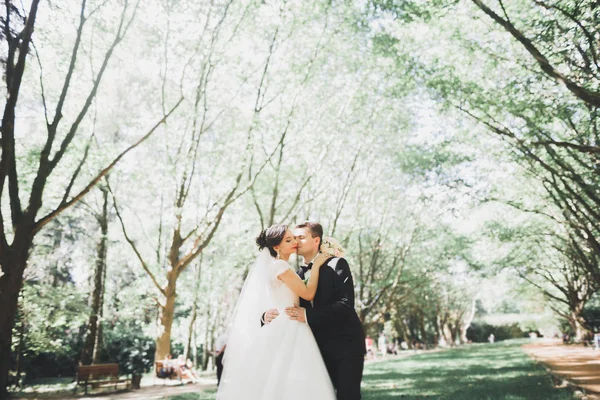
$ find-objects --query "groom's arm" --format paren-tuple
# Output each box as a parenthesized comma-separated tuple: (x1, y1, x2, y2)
(304, 258, 356, 328)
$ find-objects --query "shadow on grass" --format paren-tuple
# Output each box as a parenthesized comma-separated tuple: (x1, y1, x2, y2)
(362, 341, 574, 400)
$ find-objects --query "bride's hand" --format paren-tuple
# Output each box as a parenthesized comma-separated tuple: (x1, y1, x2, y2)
(312, 252, 330, 269)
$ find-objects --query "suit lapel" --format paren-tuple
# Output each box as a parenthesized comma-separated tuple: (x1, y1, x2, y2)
(313, 263, 330, 307)
(296, 258, 335, 307)
(296, 268, 312, 309)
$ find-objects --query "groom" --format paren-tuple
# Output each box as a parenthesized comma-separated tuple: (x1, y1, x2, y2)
(264, 221, 365, 400)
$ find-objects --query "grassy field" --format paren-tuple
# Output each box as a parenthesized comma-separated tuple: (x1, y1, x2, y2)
(163, 340, 575, 400)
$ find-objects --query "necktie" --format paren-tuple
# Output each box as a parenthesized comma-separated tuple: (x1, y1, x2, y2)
(300, 263, 313, 273)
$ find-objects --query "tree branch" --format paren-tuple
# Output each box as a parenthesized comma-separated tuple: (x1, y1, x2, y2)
(533, 0, 599, 72)
(108, 180, 165, 296)
(48, 0, 88, 133)
(531, 139, 600, 155)
(60, 133, 94, 206)
(472, 0, 600, 107)
(33, 97, 184, 233)
(0, 0, 40, 226)
(48, 0, 140, 172)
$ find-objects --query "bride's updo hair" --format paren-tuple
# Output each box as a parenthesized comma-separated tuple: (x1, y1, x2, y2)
(256, 224, 288, 257)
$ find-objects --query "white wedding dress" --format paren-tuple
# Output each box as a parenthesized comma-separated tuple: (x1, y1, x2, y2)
(217, 255, 336, 400)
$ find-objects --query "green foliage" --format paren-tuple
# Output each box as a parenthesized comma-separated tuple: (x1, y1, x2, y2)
(13, 278, 157, 379)
(369, 0, 459, 22)
(11, 282, 87, 380)
(466, 322, 529, 343)
(15, 283, 88, 357)
(581, 293, 600, 333)
(398, 141, 473, 183)
(101, 320, 155, 374)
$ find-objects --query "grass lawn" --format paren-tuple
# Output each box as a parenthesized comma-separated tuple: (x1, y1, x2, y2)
(164, 389, 217, 400)
(163, 339, 575, 400)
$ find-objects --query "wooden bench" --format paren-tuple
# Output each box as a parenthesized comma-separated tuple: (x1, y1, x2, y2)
(154, 361, 180, 384)
(75, 363, 130, 394)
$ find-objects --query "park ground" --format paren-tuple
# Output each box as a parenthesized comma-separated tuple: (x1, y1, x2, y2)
(10, 338, 600, 400)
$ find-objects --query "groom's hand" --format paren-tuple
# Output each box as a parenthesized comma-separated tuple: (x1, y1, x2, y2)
(285, 306, 306, 323)
(263, 308, 279, 324)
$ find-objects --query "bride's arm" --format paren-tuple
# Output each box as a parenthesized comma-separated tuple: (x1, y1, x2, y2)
(304, 258, 356, 327)
(277, 253, 328, 301)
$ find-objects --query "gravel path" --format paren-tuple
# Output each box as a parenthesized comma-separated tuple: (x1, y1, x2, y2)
(524, 338, 600, 397)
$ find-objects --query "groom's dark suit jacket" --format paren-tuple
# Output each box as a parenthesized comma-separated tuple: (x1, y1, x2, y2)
(297, 257, 366, 361)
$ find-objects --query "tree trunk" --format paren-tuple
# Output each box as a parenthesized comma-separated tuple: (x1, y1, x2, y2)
(454, 319, 465, 344)
(49, 227, 64, 287)
(192, 329, 198, 368)
(448, 322, 460, 346)
(202, 342, 210, 371)
(81, 187, 109, 365)
(185, 300, 198, 361)
(431, 316, 440, 347)
(155, 283, 177, 361)
(395, 318, 413, 349)
(93, 318, 104, 364)
(0, 235, 33, 399)
(207, 322, 217, 371)
(461, 299, 476, 344)
(442, 322, 454, 347)
(14, 301, 25, 388)
(359, 309, 367, 325)
(185, 262, 202, 361)
(417, 312, 427, 348)
(437, 313, 450, 347)
(202, 308, 212, 371)
(93, 249, 107, 365)
(569, 307, 589, 342)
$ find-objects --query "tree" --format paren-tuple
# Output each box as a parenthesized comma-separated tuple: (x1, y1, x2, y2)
(109, 0, 287, 362)
(353, 220, 418, 327)
(489, 218, 598, 341)
(0, 0, 182, 394)
(80, 183, 110, 365)
(371, 0, 600, 290)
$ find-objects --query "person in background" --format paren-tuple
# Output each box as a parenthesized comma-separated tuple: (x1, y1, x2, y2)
(214, 331, 228, 385)
(378, 332, 387, 359)
(186, 358, 200, 382)
(365, 335, 374, 360)
(177, 354, 198, 383)
(159, 353, 175, 378)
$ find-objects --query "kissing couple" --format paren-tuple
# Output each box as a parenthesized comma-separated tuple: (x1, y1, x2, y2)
(216, 222, 366, 400)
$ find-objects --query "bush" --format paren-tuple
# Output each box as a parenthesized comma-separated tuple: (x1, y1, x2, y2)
(100, 320, 155, 374)
(11, 283, 87, 382)
(582, 307, 600, 333)
(19, 347, 82, 381)
(466, 322, 529, 342)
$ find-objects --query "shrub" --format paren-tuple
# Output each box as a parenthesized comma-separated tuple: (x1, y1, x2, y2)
(466, 322, 529, 342)
(100, 320, 155, 374)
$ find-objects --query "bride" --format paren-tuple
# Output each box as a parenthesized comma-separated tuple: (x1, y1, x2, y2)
(216, 224, 336, 400)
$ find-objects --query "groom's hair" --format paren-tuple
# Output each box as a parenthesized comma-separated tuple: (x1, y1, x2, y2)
(296, 221, 323, 250)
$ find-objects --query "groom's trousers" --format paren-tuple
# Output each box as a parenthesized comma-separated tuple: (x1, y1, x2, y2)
(325, 356, 364, 400)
